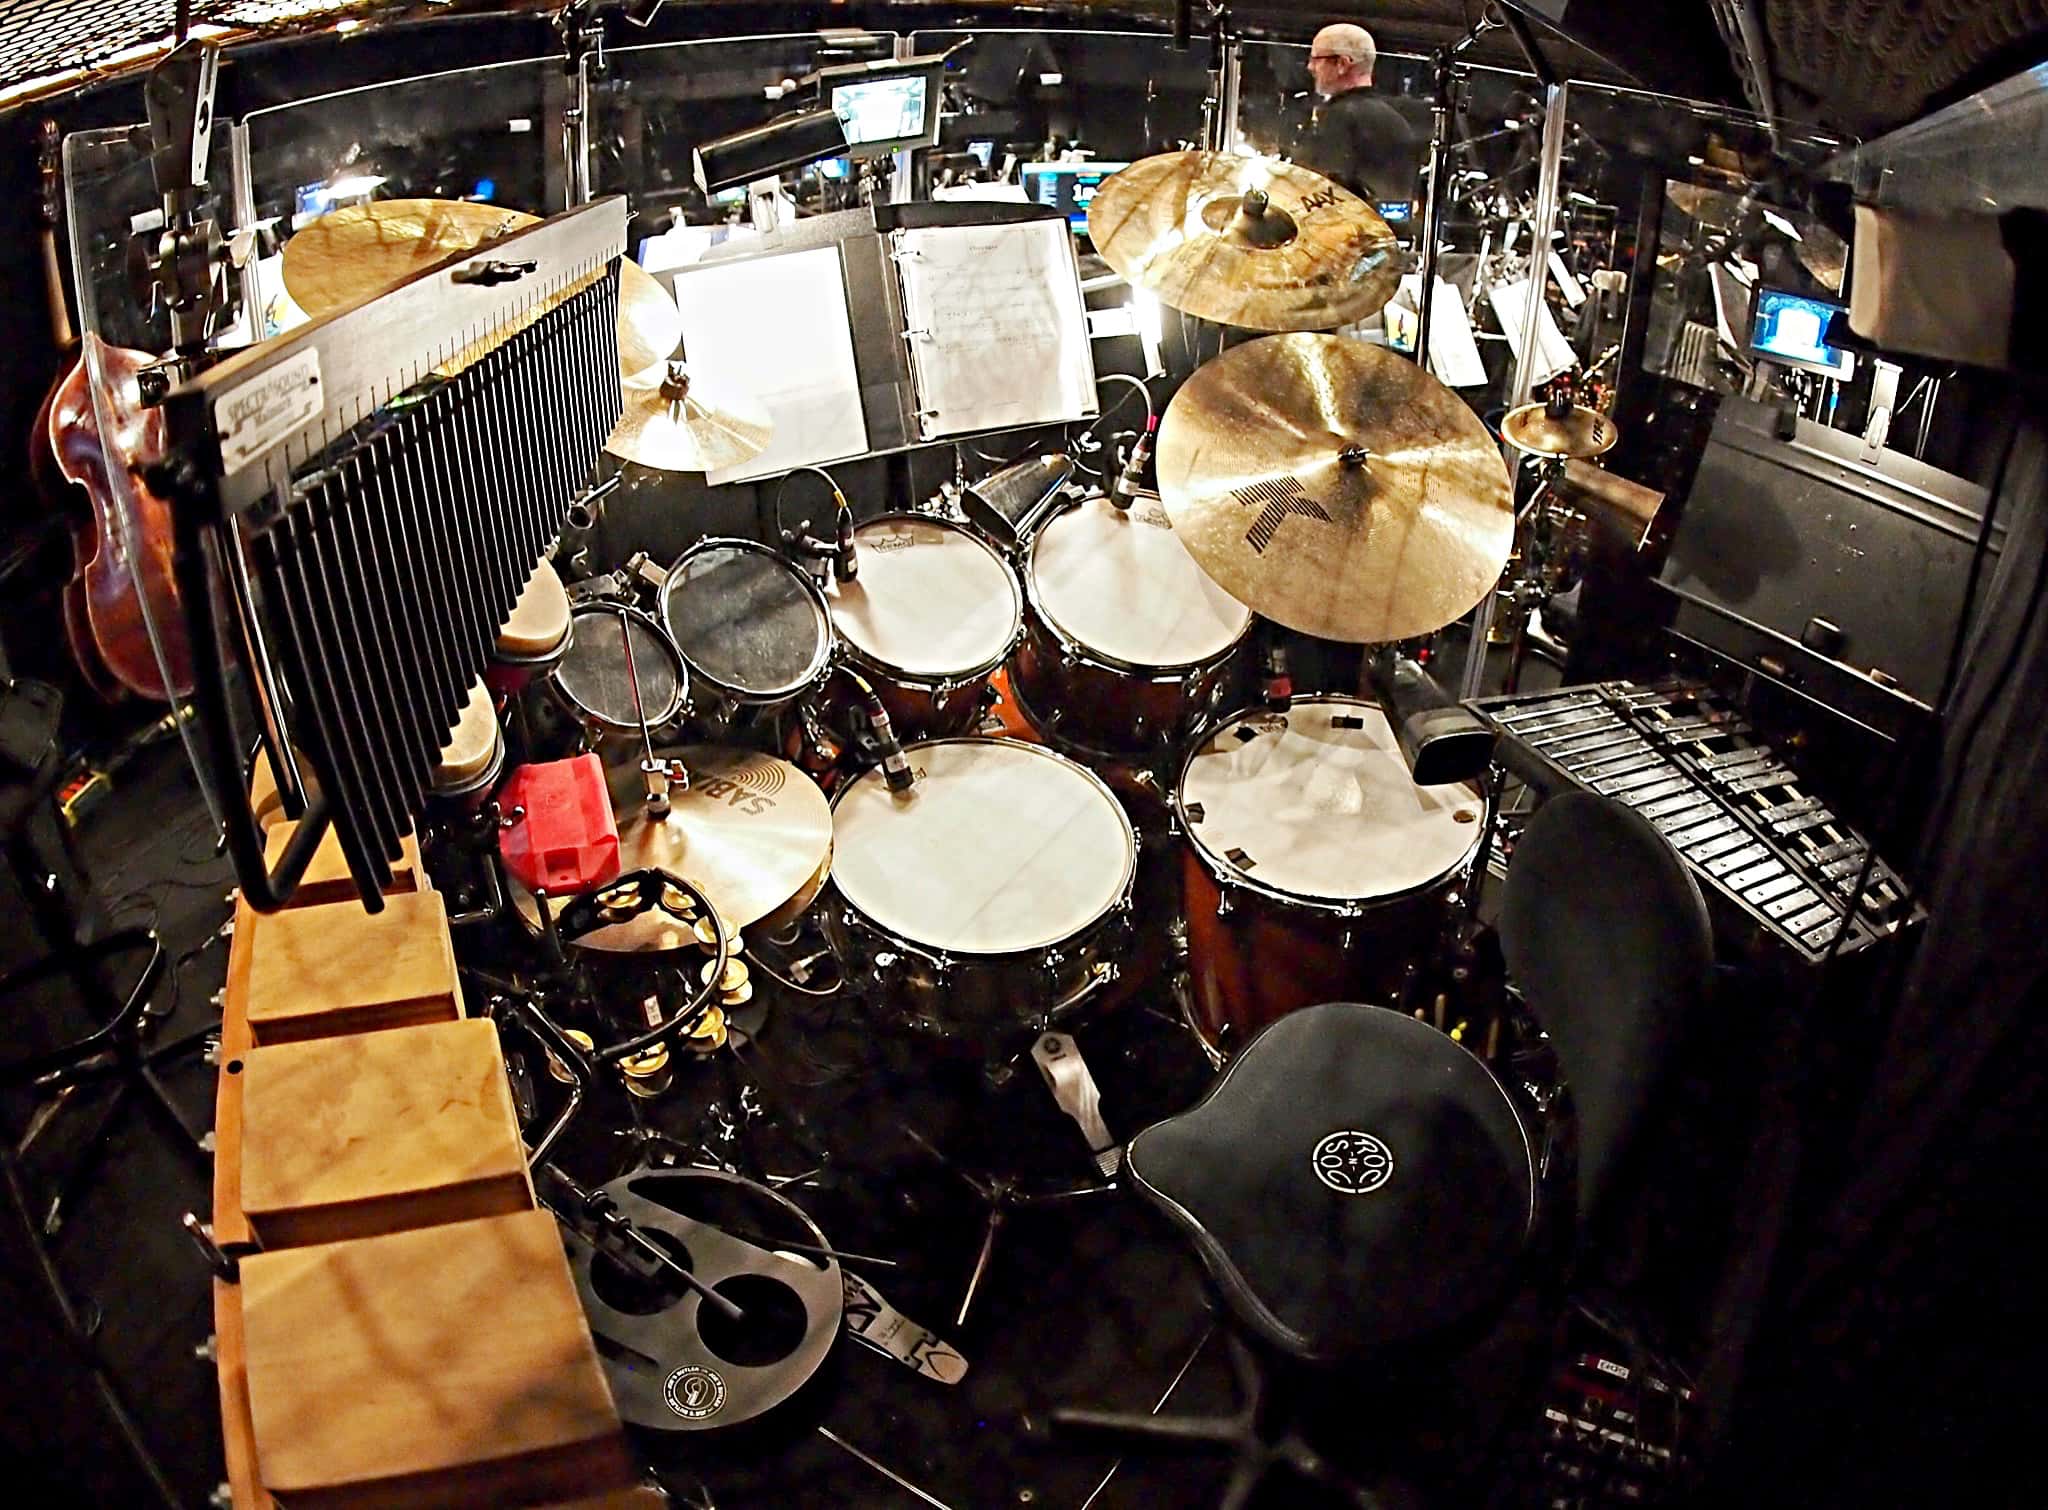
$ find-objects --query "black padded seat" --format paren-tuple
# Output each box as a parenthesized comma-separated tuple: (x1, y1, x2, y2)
(1126, 1003, 1535, 1365)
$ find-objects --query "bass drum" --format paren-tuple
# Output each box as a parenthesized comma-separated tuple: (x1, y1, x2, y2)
(1012, 494, 1252, 756)
(660, 538, 833, 745)
(823, 515, 1021, 738)
(826, 738, 1135, 1050)
(1176, 696, 1485, 1054)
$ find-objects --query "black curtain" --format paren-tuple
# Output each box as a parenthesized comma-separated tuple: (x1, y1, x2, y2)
(1708, 387, 2048, 1506)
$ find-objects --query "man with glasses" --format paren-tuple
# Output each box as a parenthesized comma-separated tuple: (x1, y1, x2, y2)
(1298, 23, 1419, 205)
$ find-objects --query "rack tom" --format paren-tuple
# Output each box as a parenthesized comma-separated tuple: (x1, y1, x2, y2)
(824, 515, 1022, 737)
(1012, 494, 1252, 754)
(486, 557, 573, 696)
(1176, 696, 1485, 1052)
(826, 738, 1135, 1049)
(546, 603, 689, 744)
(660, 538, 833, 741)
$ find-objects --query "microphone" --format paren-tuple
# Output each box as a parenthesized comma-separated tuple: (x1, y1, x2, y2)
(834, 504, 859, 583)
(1365, 648, 1497, 787)
(1261, 637, 1294, 711)
(849, 672, 914, 792)
(1109, 416, 1157, 512)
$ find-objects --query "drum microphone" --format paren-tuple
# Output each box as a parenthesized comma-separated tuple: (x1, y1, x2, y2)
(1365, 648, 1498, 787)
(1109, 415, 1158, 512)
(833, 502, 859, 583)
(848, 670, 915, 793)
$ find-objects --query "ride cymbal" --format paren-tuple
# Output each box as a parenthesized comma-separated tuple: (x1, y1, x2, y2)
(1157, 334, 1513, 643)
(511, 747, 832, 948)
(1087, 152, 1401, 331)
(281, 198, 682, 377)
(1501, 402, 1619, 459)
(605, 362, 772, 473)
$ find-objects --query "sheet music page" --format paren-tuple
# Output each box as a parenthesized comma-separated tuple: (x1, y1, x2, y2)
(669, 246, 869, 486)
(892, 221, 1096, 439)
(1488, 276, 1579, 387)
(1389, 273, 1489, 389)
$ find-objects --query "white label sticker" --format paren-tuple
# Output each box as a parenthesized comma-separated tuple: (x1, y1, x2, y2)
(213, 347, 322, 475)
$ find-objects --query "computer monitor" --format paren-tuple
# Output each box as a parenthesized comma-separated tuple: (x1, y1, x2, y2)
(1020, 162, 1131, 238)
(1747, 285, 1855, 379)
(818, 57, 946, 159)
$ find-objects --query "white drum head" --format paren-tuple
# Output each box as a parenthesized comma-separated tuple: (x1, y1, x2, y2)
(1179, 698, 1482, 903)
(832, 739, 1135, 955)
(827, 517, 1021, 678)
(1031, 496, 1251, 668)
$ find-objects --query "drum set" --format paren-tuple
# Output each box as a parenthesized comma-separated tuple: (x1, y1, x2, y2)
(290, 145, 1632, 1106)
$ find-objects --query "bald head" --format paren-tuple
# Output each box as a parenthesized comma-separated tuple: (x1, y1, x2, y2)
(1308, 23, 1377, 96)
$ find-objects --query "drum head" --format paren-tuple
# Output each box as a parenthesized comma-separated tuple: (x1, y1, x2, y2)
(555, 606, 685, 729)
(435, 680, 502, 791)
(662, 541, 831, 702)
(1031, 496, 1251, 668)
(832, 739, 1134, 955)
(827, 518, 1021, 678)
(1179, 698, 1482, 903)
(497, 556, 571, 659)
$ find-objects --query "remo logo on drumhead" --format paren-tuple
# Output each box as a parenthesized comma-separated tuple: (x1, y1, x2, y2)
(1312, 1130, 1394, 1195)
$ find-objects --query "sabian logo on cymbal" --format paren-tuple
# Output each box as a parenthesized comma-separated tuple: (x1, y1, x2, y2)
(1299, 186, 1342, 215)
(721, 757, 787, 796)
(1229, 477, 1332, 553)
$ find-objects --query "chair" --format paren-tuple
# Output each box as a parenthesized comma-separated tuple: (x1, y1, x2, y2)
(1054, 792, 1714, 1507)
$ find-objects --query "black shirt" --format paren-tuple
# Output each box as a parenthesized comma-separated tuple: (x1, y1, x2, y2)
(1299, 89, 1421, 204)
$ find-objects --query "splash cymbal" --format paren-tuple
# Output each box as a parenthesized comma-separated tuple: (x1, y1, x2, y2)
(511, 746, 832, 948)
(1087, 152, 1401, 331)
(1157, 334, 1513, 643)
(1501, 402, 1619, 459)
(605, 362, 772, 473)
(281, 198, 681, 377)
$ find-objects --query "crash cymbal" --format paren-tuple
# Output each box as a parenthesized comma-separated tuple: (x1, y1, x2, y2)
(605, 361, 772, 473)
(1087, 151, 1401, 331)
(511, 746, 831, 948)
(1501, 402, 1620, 459)
(281, 198, 681, 377)
(1157, 334, 1512, 643)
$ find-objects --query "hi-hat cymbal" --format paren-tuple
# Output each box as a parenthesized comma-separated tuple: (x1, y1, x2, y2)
(1087, 151, 1401, 331)
(511, 746, 832, 948)
(1501, 402, 1620, 459)
(605, 362, 772, 473)
(1158, 334, 1513, 643)
(281, 198, 681, 377)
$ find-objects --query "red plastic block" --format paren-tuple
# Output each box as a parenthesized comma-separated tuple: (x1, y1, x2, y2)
(497, 754, 620, 897)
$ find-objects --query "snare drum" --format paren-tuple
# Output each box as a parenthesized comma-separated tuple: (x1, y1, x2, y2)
(430, 680, 505, 812)
(1176, 696, 1485, 1051)
(827, 738, 1136, 1048)
(1012, 494, 1253, 754)
(824, 515, 1022, 737)
(659, 538, 833, 739)
(546, 603, 689, 743)
(486, 556, 573, 696)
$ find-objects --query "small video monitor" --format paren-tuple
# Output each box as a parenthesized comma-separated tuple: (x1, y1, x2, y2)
(820, 57, 946, 158)
(1376, 200, 1412, 224)
(1020, 161, 1131, 238)
(1747, 285, 1855, 379)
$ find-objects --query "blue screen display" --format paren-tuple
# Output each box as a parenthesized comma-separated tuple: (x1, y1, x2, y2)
(1021, 162, 1130, 236)
(1748, 287, 1853, 377)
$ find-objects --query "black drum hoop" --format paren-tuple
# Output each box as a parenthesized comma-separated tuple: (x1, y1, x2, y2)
(659, 537, 834, 707)
(553, 602, 690, 733)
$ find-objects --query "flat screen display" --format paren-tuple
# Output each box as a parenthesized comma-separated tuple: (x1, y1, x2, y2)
(1020, 162, 1130, 237)
(831, 73, 930, 150)
(1747, 286, 1855, 378)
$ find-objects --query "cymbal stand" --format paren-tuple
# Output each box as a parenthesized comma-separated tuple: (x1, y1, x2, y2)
(618, 605, 684, 820)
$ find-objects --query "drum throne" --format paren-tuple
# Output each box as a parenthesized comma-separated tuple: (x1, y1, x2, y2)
(1054, 793, 1714, 1506)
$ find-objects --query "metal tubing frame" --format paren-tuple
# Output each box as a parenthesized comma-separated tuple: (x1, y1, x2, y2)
(1460, 78, 1568, 701)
